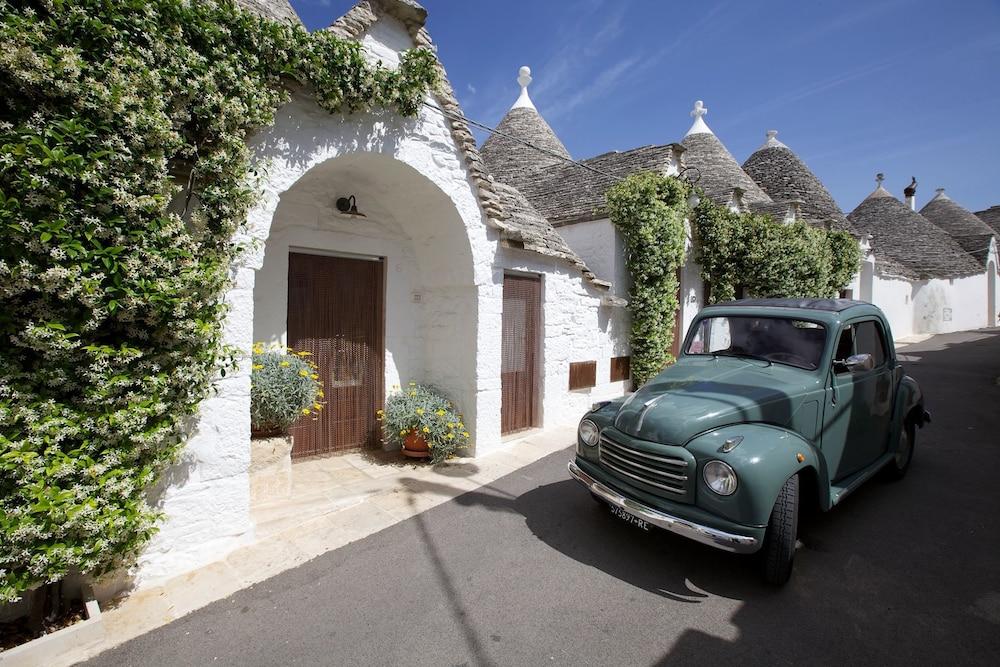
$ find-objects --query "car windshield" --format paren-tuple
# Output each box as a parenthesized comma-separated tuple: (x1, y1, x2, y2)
(685, 315, 827, 370)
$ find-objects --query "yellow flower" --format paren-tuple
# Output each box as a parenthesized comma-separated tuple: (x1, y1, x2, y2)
(422, 426, 430, 433)
(446, 433, 454, 440)
(310, 374, 319, 380)
(252, 364, 263, 370)
(317, 390, 324, 398)
(410, 391, 417, 396)
(280, 361, 290, 367)
(297, 350, 311, 356)
(301, 408, 311, 415)
(408, 382, 416, 386)
(314, 403, 322, 411)
(376, 409, 384, 416)
(447, 422, 454, 428)
(415, 408, 424, 416)
(299, 369, 309, 377)
(457, 422, 464, 429)
(399, 429, 408, 436)
(462, 432, 469, 437)
(435, 410, 445, 416)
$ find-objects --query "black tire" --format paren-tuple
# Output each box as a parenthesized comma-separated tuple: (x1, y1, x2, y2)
(882, 420, 915, 481)
(761, 473, 799, 586)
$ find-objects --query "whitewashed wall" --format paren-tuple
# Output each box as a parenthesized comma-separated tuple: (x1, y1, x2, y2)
(913, 273, 988, 334)
(139, 14, 502, 586)
(496, 248, 630, 432)
(872, 273, 914, 340)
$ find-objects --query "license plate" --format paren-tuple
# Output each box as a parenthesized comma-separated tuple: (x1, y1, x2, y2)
(608, 503, 650, 531)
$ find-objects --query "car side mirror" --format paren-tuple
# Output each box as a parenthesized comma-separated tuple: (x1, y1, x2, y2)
(835, 353, 874, 373)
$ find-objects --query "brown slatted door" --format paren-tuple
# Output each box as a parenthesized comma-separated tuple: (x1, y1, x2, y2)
(287, 252, 384, 458)
(501, 274, 541, 434)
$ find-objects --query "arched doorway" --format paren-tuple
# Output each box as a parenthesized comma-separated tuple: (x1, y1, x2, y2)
(252, 153, 479, 456)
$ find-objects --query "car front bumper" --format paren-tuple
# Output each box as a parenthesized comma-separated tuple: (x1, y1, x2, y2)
(568, 460, 761, 554)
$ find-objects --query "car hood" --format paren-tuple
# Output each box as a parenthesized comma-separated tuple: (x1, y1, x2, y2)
(613, 357, 818, 445)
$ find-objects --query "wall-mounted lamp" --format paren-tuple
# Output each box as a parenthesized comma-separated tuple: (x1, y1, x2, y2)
(335, 195, 366, 218)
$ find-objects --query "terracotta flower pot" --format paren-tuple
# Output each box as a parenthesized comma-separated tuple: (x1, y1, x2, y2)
(402, 432, 431, 459)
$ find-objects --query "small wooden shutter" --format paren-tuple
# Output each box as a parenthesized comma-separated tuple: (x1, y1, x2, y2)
(287, 252, 384, 458)
(610, 356, 631, 382)
(501, 274, 541, 434)
(568, 361, 597, 390)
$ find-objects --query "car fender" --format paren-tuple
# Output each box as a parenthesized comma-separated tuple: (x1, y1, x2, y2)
(888, 374, 929, 454)
(685, 423, 828, 526)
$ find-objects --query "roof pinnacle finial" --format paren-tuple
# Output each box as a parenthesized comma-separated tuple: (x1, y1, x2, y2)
(876, 173, 885, 188)
(759, 129, 787, 150)
(512, 65, 536, 111)
(685, 100, 713, 137)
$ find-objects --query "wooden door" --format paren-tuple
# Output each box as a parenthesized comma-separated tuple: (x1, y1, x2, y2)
(501, 274, 541, 434)
(287, 252, 384, 458)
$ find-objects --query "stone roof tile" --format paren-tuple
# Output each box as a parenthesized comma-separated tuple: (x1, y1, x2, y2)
(681, 132, 772, 208)
(847, 190, 983, 280)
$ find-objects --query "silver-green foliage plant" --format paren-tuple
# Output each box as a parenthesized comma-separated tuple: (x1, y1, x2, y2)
(379, 384, 470, 464)
(250, 346, 323, 435)
(0, 0, 438, 602)
(606, 173, 690, 387)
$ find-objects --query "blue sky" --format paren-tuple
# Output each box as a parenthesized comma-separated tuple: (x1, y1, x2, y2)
(290, 0, 1000, 213)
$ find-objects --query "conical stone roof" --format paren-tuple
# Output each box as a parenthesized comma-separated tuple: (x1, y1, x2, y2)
(480, 107, 571, 193)
(920, 189, 995, 263)
(679, 102, 771, 208)
(236, 0, 302, 24)
(847, 185, 983, 280)
(975, 205, 1000, 236)
(920, 189, 996, 238)
(743, 131, 850, 230)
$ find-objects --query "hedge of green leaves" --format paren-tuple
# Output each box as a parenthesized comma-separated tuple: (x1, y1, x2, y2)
(691, 197, 861, 304)
(0, 0, 437, 602)
(606, 173, 689, 386)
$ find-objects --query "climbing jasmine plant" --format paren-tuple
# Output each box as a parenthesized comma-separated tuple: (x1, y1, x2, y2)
(0, 0, 438, 602)
(691, 197, 861, 304)
(606, 173, 690, 387)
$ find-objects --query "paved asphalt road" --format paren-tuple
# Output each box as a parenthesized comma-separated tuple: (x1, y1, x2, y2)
(88, 330, 1000, 666)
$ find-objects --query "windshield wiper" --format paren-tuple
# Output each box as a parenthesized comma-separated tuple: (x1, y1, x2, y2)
(713, 351, 773, 367)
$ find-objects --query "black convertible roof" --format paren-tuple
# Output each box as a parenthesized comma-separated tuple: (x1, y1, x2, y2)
(713, 298, 868, 312)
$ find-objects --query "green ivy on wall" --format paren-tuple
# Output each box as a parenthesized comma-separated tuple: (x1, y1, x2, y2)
(0, 0, 438, 602)
(691, 197, 861, 304)
(606, 173, 689, 387)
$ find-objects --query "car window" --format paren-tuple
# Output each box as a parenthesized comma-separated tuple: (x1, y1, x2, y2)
(685, 316, 827, 370)
(855, 320, 887, 367)
(835, 327, 854, 364)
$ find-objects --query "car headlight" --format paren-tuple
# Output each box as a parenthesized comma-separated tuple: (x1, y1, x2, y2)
(703, 460, 738, 496)
(578, 419, 600, 447)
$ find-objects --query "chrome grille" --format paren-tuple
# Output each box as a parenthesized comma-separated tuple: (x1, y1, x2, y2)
(599, 434, 688, 497)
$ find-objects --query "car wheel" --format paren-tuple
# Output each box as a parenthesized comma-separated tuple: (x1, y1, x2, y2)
(883, 420, 915, 481)
(761, 473, 799, 586)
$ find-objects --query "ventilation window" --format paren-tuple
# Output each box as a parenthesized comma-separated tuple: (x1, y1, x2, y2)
(568, 361, 597, 391)
(610, 356, 631, 382)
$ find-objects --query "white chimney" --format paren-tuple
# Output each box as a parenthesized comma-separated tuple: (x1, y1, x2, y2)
(903, 177, 917, 210)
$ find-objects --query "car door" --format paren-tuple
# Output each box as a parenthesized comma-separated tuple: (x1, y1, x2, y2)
(823, 318, 894, 481)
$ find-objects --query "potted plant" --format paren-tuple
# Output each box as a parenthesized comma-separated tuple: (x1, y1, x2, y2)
(379, 383, 470, 463)
(249, 342, 324, 472)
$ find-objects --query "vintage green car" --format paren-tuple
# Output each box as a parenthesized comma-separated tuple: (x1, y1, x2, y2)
(569, 298, 930, 584)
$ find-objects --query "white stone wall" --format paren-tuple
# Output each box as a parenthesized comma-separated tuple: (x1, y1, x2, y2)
(556, 218, 629, 299)
(140, 14, 502, 585)
(495, 248, 631, 440)
(872, 273, 915, 340)
(912, 273, 988, 334)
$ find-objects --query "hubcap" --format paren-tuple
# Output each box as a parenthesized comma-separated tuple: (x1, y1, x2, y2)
(895, 429, 912, 468)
